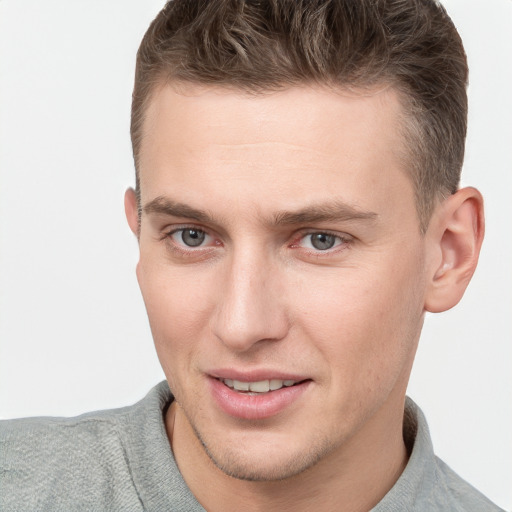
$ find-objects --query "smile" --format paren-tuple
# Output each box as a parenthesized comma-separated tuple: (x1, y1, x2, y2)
(210, 376, 311, 419)
(220, 378, 299, 394)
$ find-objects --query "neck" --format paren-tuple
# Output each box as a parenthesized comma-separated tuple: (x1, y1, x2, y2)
(167, 392, 409, 512)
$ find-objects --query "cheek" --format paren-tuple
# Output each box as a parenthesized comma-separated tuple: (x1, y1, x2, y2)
(137, 260, 214, 375)
(293, 256, 424, 386)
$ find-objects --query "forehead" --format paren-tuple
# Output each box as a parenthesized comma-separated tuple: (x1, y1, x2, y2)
(138, 84, 415, 227)
(140, 83, 405, 157)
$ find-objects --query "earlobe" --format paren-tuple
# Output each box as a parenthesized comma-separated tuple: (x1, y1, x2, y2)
(424, 187, 485, 313)
(124, 187, 140, 238)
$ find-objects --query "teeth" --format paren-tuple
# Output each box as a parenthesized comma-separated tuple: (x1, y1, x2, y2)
(249, 380, 270, 392)
(222, 378, 298, 393)
(269, 379, 283, 391)
(233, 380, 250, 391)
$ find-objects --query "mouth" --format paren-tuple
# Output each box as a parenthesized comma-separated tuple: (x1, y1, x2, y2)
(209, 374, 311, 420)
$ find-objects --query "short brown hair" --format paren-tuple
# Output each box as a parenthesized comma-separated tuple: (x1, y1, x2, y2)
(131, 0, 468, 231)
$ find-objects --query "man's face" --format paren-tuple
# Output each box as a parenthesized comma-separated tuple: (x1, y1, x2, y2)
(133, 85, 428, 480)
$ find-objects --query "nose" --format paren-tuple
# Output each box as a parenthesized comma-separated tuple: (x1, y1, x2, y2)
(210, 249, 289, 352)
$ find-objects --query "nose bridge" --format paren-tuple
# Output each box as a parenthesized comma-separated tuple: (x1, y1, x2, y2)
(212, 243, 288, 351)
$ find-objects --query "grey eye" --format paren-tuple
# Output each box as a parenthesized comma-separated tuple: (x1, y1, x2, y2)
(309, 233, 337, 250)
(181, 229, 206, 247)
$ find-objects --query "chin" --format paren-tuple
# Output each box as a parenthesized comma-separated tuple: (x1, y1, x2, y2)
(195, 427, 334, 482)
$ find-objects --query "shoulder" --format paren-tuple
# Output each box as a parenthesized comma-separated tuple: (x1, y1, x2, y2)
(431, 456, 505, 512)
(405, 397, 505, 512)
(374, 398, 505, 511)
(1, 402, 130, 447)
(0, 382, 174, 512)
(0, 387, 154, 464)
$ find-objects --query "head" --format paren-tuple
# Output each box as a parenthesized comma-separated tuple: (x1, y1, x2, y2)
(125, 0, 483, 487)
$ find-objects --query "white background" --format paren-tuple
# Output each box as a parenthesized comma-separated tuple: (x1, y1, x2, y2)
(0, 1, 510, 509)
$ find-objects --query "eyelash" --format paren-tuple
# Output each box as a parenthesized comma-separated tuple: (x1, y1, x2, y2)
(162, 226, 352, 257)
(290, 230, 351, 255)
(162, 226, 218, 258)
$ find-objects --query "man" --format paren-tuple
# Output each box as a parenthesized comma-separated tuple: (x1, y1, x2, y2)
(0, 1, 506, 510)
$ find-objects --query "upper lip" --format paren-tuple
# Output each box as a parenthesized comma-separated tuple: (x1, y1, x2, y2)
(207, 368, 309, 382)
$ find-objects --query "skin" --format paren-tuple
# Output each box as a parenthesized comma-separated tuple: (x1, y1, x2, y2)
(125, 85, 484, 512)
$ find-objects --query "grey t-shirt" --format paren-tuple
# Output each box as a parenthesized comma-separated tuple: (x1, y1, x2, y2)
(0, 382, 504, 511)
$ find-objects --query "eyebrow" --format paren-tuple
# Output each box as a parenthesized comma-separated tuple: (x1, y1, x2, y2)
(143, 196, 215, 223)
(143, 196, 378, 227)
(272, 201, 378, 226)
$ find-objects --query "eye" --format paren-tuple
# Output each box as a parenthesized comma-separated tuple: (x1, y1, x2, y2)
(300, 232, 344, 251)
(170, 228, 210, 248)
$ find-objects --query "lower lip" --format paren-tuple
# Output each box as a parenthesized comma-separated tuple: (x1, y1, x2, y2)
(208, 378, 311, 420)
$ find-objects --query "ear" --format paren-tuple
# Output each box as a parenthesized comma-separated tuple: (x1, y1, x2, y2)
(424, 187, 485, 313)
(124, 187, 140, 238)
